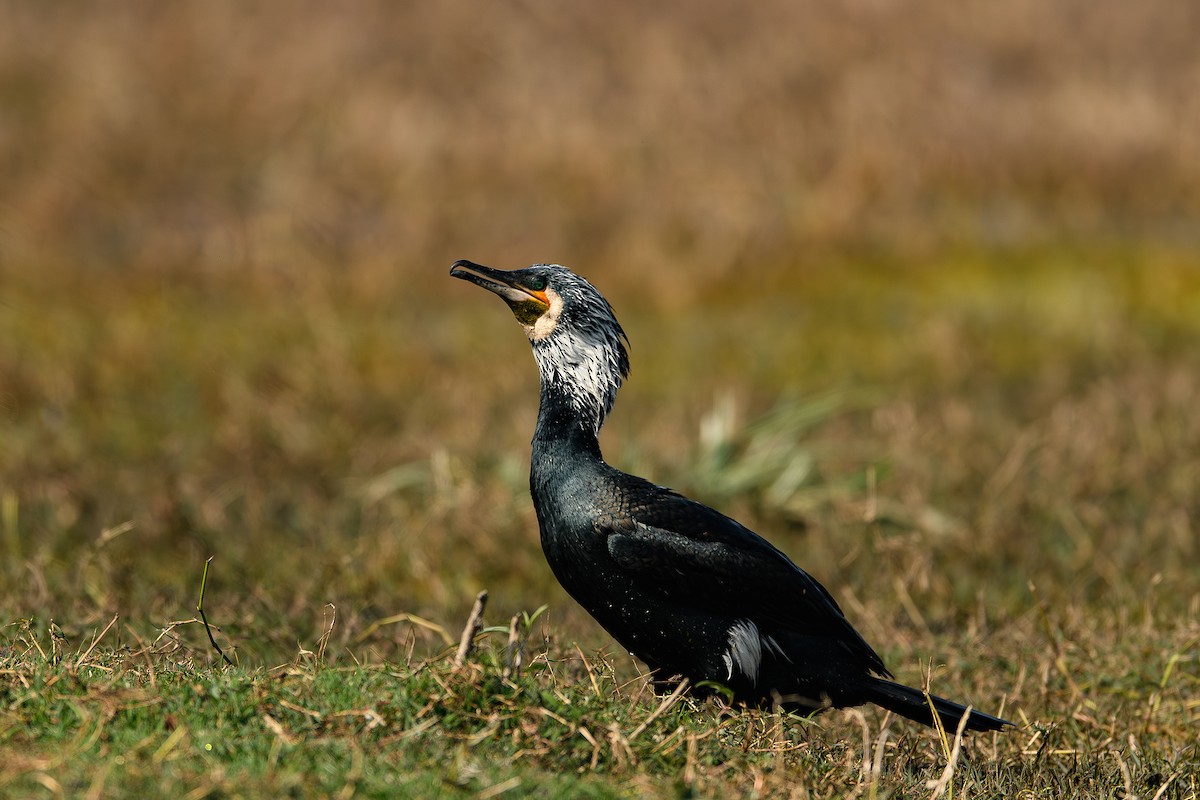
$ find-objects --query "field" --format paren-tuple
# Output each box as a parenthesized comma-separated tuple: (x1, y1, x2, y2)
(2, 2, 1198, 797)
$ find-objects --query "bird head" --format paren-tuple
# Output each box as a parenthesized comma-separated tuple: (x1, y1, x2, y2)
(450, 260, 630, 432)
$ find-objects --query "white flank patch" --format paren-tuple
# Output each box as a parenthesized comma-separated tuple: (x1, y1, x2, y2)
(723, 619, 764, 683)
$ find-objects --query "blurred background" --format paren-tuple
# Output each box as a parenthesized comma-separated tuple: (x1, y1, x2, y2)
(4, 1, 1199, 278)
(2, 1, 1197, 664)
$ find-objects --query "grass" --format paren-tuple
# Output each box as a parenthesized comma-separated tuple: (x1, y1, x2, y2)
(3, 2, 1200, 797)
(0, 597, 1195, 798)
(2, 249, 1198, 798)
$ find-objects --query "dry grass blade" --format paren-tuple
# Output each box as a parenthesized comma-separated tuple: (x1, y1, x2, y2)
(454, 591, 488, 668)
(925, 706, 972, 800)
(354, 613, 453, 647)
(477, 776, 522, 799)
(628, 679, 690, 742)
(315, 603, 336, 663)
(502, 614, 523, 681)
(196, 557, 235, 667)
(72, 615, 119, 672)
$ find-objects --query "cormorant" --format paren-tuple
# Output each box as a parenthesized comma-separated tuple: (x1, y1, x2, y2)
(450, 260, 1011, 733)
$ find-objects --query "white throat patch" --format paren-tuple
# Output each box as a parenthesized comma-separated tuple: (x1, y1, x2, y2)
(524, 287, 563, 341)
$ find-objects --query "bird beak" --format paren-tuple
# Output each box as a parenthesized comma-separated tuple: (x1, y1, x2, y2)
(449, 260, 550, 309)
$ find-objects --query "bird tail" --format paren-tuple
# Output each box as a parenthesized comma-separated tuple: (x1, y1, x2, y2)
(864, 678, 1012, 733)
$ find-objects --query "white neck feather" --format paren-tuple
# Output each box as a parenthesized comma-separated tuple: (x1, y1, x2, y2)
(532, 328, 624, 434)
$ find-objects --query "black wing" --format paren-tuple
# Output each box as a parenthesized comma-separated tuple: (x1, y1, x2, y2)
(598, 472, 889, 676)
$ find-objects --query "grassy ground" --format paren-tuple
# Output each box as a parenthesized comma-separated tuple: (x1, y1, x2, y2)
(3, 3, 1200, 797)
(3, 249, 1197, 798)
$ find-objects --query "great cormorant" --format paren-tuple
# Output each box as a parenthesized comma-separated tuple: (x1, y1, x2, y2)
(450, 259, 1011, 733)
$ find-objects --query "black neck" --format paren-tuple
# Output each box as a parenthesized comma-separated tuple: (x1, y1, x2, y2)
(532, 380, 603, 461)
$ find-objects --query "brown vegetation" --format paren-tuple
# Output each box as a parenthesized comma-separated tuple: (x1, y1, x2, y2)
(1, 3, 1197, 796)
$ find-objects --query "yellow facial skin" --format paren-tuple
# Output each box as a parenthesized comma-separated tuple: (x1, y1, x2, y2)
(509, 295, 548, 327)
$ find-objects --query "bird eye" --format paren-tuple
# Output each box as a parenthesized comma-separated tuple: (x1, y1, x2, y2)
(527, 276, 548, 292)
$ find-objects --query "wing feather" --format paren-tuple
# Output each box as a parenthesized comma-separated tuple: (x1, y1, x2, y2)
(600, 475, 889, 676)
